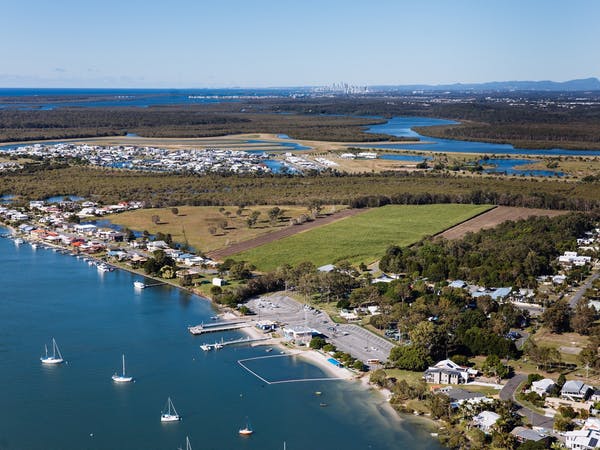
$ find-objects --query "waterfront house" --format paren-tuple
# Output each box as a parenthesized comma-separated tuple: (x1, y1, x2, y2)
(472, 411, 500, 434)
(532, 378, 556, 396)
(147, 240, 170, 252)
(424, 359, 475, 385)
(562, 380, 593, 401)
(437, 387, 488, 408)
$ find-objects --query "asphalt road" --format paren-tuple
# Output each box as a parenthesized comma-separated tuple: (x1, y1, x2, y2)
(500, 374, 555, 429)
(247, 294, 394, 364)
(568, 271, 600, 308)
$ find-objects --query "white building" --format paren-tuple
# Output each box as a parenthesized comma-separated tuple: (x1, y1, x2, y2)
(565, 429, 600, 449)
(472, 411, 500, 434)
(531, 378, 556, 396)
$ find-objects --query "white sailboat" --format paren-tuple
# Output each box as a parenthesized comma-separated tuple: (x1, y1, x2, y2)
(239, 418, 253, 436)
(40, 338, 64, 364)
(160, 397, 181, 422)
(112, 354, 133, 383)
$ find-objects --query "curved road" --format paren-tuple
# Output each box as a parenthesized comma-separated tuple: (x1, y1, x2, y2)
(500, 374, 555, 429)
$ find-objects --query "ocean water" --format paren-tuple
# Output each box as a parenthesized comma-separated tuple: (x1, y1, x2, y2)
(0, 88, 307, 110)
(0, 229, 442, 450)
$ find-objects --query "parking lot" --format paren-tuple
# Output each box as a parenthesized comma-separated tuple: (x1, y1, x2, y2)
(246, 294, 394, 364)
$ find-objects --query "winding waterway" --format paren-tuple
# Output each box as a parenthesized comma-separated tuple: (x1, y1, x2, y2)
(364, 116, 600, 157)
(0, 229, 442, 450)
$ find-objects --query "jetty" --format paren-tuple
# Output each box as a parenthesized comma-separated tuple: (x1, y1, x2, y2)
(188, 320, 251, 335)
(200, 336, 268, 351)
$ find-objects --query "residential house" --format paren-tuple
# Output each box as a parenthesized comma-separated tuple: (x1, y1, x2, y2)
(472, 411, 500, 434)
(531, 378, 556, 396)
(437, 387, 488, 408)
(424, 359, 476, 385)
(562, 380, 593, 401)
(565, 429, 600, 449)
(510, 426, 549, 445)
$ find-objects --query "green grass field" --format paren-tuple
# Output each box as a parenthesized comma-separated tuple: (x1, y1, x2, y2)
(232, 204, 493, 271)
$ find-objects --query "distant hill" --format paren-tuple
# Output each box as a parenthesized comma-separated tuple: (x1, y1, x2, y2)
(375, 77, 600, 92)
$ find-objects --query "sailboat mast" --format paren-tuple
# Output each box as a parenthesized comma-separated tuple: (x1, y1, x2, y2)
(122, 354, 126, 376)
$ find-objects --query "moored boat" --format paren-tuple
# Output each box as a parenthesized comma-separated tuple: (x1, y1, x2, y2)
(112, 354, 134, 383)
(40, 338, 64, 364)
(160, 397, 181, 422)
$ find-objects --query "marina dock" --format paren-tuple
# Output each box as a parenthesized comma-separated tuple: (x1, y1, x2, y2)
(200, 336, 268, 351)
(188, 320, 251, 335)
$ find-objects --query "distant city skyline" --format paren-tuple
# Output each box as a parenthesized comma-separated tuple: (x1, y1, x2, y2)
(1, 0, 599, 88)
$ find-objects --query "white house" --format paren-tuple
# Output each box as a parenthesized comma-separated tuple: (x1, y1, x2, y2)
(531, 378, 556, 396)
(565, 429, 600, 449)
(424, 359, 476, 385)
(473, 411, 500, 434)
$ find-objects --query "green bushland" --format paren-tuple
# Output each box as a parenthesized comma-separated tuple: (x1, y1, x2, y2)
(0, 108, 399, 143)
(231, 204, 492, 270)
(2, 167, 600, 211)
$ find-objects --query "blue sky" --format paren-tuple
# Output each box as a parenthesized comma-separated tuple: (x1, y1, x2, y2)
(1, 0, 599, 88)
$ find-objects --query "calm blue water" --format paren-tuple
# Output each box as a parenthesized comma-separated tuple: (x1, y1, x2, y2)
(0, 88, 307, 110)
(0, 229, 441, 450)
(481, 158, 564, 177)
(364, 117, 600, 157)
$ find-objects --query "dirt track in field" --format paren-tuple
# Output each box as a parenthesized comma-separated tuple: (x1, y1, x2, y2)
(206, 208, 365, 260)
(437, 206, 569, 240)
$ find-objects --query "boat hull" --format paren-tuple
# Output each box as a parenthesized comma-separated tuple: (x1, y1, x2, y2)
(160, 415, 180, 422)
(41, 357, 64, 364)
(112, 375, 134, 383)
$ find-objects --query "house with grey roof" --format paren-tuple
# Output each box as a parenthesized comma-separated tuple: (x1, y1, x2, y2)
(510, 426, 549, 445)
(561, 380, 593, 402)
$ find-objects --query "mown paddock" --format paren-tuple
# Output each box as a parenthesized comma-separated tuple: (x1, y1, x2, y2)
(231, 204, 493, 271)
